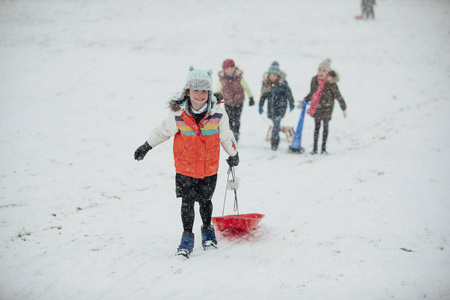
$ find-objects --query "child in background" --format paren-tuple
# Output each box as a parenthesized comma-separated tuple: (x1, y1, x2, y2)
(214, 59, 254, 142)
(134, 66, 239, 258)
(361, 0, 376, 19)
(301, 58, 347, 154)
(259, 61, 295, 150)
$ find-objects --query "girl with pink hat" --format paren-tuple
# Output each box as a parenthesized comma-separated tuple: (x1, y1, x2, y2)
(214, 59, 254, 142)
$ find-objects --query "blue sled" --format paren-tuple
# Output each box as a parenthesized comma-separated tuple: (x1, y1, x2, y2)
(289, 101, 308, 153)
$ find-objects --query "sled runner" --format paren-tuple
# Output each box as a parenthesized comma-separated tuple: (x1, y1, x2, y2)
(212, 167, 265, 233)
(266, 125, 295, 144)
(289, 101, 308, 153)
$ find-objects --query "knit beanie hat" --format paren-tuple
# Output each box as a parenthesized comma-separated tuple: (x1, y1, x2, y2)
(184, 66, 213, 92)
(166, 67, 217, 113)
(268, 61, 281, 76)
(222, 59, 235, 70)
(319, 58, 332, 71)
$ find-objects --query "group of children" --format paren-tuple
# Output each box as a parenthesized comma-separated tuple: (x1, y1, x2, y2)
(134, 58, 347, 257)
(214, 58, 347, 153)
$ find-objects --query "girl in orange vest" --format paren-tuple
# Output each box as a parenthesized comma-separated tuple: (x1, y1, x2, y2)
(134, 67, 239, 258)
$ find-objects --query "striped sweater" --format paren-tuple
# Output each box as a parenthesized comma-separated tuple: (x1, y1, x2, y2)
(147, 100, 237, 179)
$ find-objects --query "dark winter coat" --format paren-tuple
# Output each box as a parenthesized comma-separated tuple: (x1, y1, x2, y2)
(259, 72, 295, 120)
(304, 71, 347, 121)
(362, 0, 376, 8)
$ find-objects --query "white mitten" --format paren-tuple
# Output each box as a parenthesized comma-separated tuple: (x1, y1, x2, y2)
(343, 110, 347, 118)
(227, 177, 240, 190)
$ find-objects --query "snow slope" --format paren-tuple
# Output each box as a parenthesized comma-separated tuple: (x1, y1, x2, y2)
(1, 0, 449, 299)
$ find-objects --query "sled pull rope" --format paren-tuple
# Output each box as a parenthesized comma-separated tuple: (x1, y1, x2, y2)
(231, 167, 239, 216)
(222, 166, 239, 217)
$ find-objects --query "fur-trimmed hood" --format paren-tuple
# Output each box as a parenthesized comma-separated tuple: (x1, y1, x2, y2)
(261, 71, 287, 95)
(327, 70, 340, 84)
(166, 92, 219, 115)
(218, 67, 243, 79)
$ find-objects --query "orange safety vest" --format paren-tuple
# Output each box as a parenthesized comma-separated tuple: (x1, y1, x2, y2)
(173, 110, 225, 179)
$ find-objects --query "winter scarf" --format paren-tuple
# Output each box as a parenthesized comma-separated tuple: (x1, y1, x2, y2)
(307, 74, 328, 117)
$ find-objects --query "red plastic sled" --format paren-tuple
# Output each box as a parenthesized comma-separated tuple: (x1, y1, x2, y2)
(354, 15, 362, 20)
(212, 213, 265, 232)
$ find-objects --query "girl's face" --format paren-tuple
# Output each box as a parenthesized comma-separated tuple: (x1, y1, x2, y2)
(189, 89, 209, 110)
(318, 68, 329, 80)
(224, 67, 235, 77)
(269, 73, 279, 83)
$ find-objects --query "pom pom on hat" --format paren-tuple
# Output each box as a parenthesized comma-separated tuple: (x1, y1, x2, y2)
(268, 61, 281, 76)
(222, 59, 235, 70)
(319, 58, 332, 71)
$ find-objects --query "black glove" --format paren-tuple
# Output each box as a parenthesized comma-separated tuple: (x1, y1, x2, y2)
(226, 152, 239, 167)
(249, 97, 255, 106)
(134, 141, 152, 161)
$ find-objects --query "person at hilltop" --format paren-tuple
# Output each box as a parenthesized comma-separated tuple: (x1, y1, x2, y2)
(258, 61, 295, 150)
(301, 58, 347, 155)
(361, 0, 376, 19)
(134, 67, 239, 258)
(214, 59, 254, 142)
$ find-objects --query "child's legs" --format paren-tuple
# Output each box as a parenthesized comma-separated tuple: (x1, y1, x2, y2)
(199, 201, 213, 227)
(272, 116, 282, 139)
(225, 104, 243, 134)
(181, 200, 195, 233)
(368, 6, 374, 18)
(313, 118, 322, 150)
(176, 173, 217, 233)
(176, 174, 197, 233)
(322, 119, 329, 151)
(196, 174, 217, 226)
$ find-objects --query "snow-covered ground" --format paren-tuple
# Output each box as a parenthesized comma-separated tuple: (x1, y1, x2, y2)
(1, 0, 449, 299)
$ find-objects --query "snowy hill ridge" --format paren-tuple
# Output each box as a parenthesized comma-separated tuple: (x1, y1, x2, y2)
(1, 0, 449, 299)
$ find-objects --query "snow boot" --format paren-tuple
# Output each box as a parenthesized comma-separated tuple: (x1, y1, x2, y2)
(177, 231, 194, 258)
(201, 224, 217, 249)
(271, 136, 280, 151)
